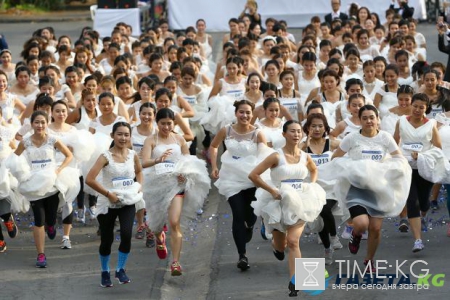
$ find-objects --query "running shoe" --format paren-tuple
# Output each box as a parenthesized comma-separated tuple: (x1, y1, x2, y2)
(100, 271, 113, 288)
(115, 269, 131, 284)
(412, 239, 424, 253)
(155, 232, 168, 259)
(0, 240, 6, 253)
(324, 248, 333, 265)
(4, 218, 18, 238)
(364, 259, 376, 274)
(196, 208, 204, 215)
(60, 238, 72, 249)
(163, 224, 168, 232)
(447, 223, 450, 237)
(135, 224, 146, 240)
(421, 218, 427, 232)
(76, 207, 86, 223)
(45, 225, 56, 240)
(237, 256, 250, 271)
(288, 281, 298, 297)
(171, 261, 182, 276)
(341, 224, 353, 239)
(273, 248, 285, 261)
(36, 253, 47, 268)
(260, 220, 268, 240)
(348, 230, 362, 255)
(146, 231, 155, 248)
(330, 235, 343, 250)
(431, 200, 439, 210)
(398, 219, 409, 233)
(88, 206, 97, 220)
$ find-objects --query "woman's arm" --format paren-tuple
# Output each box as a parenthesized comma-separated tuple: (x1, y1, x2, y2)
(208, 80, 222, 99)
(331, 147, 347, 160)
(306, 154, 318, 183)
(175, 113, 194, 141)
(330, 121, 345, 138)
(21, 100, 35, 124)
(54, 140, 73, 174)
(13, 141, 25, 156)
(66, 108, 81, 124)
(210, 127, 227, 179)
(64, 89, 76, 109)
(431, 123, 442, 149)
(248, 152, 280, 199)
(134, 153, 143, 186)
(373, 92, 382, 108)
(201, 73, 212, 87)
(177, 95, 195, 118)
(117, 100, 130, 122)
(86, 154, 118, 203)
(393, 120, 401, 145)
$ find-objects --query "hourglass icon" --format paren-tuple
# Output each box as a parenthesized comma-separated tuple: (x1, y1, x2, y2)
(302, 261, 319, 287)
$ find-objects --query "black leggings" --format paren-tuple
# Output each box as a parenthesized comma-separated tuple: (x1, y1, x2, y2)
(318, 200, 337, 249)
(189, 136, 197, 155)
(228, 188, 257, 255)
(76, 177, 98, 209)
(63, 211, 73, 225)
(407, 169, 433, 218)
(30, 193, 60, 227)
(202, 130, 211, 148)
(97, 205, 136, 256)
(0, 213, 12, 240)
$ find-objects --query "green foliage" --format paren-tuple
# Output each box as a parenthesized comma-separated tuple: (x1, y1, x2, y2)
(1, 0, 65, 10)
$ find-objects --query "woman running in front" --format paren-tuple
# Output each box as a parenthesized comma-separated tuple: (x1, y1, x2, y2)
(249, 120, 326, 297)
(86, 122, 144, 287)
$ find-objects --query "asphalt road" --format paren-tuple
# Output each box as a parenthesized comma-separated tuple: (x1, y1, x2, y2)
(0, 22, 450, 300)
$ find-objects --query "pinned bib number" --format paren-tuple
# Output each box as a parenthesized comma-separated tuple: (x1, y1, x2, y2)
(31, 159, 51, 171)
(132, 143, 144, 153)
(282, 100, 298, 112)
(402, 142, 423, 152)
(185, 96, 196, 105)
(310, 154, 330, 166)
(281, 179, 303, 192)
(227, 90, 244, 100)
(361, 150, 383, 161)
(155, 160, 175, 175)
(112, 177, 134, 189)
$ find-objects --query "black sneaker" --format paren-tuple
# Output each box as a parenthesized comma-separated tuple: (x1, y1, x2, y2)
(348, 230, 362, 255)
(115, 268, 131, 284)
(237, 256, 250, 271)
(431, 200, 439, 210)
(273, 249, 285, 261)
(260, 220, 268, 240)
(288, 281, 298, 297)
(45, 225, 56, 240)
(100, 271, 113, 288)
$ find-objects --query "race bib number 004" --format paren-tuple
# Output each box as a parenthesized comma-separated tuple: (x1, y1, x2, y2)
(281, 179, 303, 192)
(361, 150, 383, 162)
(31, 159, 51, 171)
(155, 160, 175, 175)
(112, 177, 134, 189)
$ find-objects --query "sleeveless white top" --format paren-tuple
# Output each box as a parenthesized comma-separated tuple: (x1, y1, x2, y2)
(54, 84, 71, 101)
(224, 125, 259, 159)
(131, 125, 156, 157)
(297, 71, 320, 98)
(342, 117, 361, 138)
(270, 149, 308, 187)
(0, 126, 13, 161)
(151, 133, 182, 162)
(89, 115, 126, 135)
(0, 93, 16, 122)
(219, 78, 246, 100)
(13, 89, 39, 107)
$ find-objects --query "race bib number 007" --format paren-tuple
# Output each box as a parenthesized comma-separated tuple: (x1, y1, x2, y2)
(112, 177, 134, 189)
(402, 142, 423, 152)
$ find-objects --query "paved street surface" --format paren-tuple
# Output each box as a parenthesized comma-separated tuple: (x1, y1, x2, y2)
(0, 22, 450, 299)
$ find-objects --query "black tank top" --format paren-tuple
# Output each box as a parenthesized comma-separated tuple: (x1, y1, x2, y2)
(306, 138, 330, 155)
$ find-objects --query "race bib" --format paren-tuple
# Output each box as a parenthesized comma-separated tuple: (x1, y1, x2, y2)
(155, 160, 175, 175)
(31, 159, 51, 171)
(132, 143, 144, 153)
(227, 90, 244, 100)
(402, 142, 423, 152)
(281, 179, 303, 192)
(282, 100, 298, 112)
(430, 108, 442, 119)
(184, 96, 196, 105)
(112, 177, 134, 189)
(361, 150, 383, 161)
(310, 154, 330, 166)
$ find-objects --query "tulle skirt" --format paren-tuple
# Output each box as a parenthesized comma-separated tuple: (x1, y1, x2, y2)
(416, 148, 450, 184)
(252, 182, 326, 233)
(320, 155, 412, 217)
(97, 182, 143, 216)
(143, 155, 210, 232)
(0, 163, 29, 214)
(200, 95, 236, 134)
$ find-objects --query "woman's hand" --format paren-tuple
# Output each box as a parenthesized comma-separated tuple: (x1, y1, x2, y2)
(158, 149, 173, 163)
(411, 151, 418, 160)
(177, 174, 186, 184)
(211, 167, 219, 179)
(107, 192, 120, 203)
(271, 188, 281, 200)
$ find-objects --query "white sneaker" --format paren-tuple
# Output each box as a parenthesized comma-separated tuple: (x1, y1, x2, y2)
(61, 238, 72, 249)
(88, 206, 97, 220)
(341, 225, 353, 239)
(76, 207, 86, 223)
(330, 235, 343, 250)
(196, 208, 204, 215)
(412, 239, 424, 253)
(361, 231, 368, 240)
(324, 248, 333, 265)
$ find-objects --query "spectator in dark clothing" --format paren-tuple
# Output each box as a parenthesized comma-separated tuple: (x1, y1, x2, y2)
(0, 34, 8, 51)
(325, 0, 349, 24)
(390, 0, 415, 20)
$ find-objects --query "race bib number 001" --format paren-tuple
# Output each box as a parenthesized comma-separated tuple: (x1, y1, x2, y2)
(402, 142, 423, 152)
(155, 160, 175, 175)
(361, 150, 383, 161)
(31, 159, 51, 171)
(310, 154, 330, 166)
(280, 179, 303, 192)
(112, 177, 134, 189)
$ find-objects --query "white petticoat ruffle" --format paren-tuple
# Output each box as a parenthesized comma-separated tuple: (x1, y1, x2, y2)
(252, 182, 326, 233)
(143, 155, 211, 232)
(60, 129, 96, 162)
(96, 182, 143, 216)
(320, 155, 412, 217)
(200, 95, 236, 134)
(0, 162, 29, 213)
(416, 148, 450, 184)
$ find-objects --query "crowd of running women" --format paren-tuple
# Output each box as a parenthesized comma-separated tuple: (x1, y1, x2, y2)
(1, 0, 450, 296)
